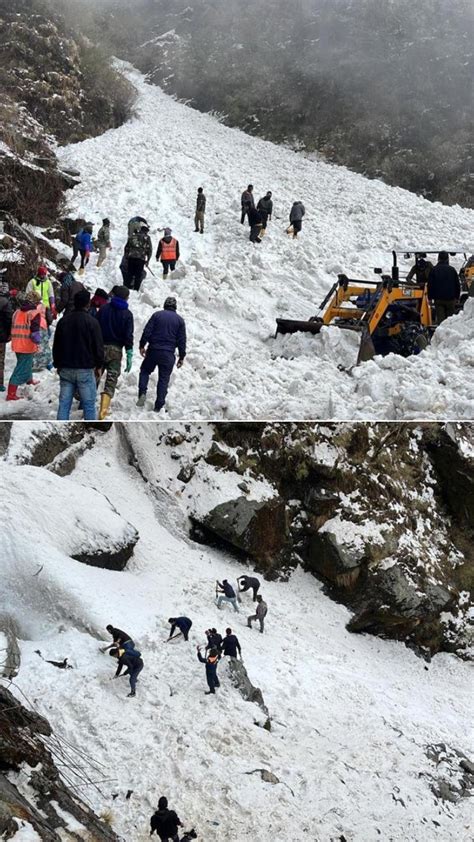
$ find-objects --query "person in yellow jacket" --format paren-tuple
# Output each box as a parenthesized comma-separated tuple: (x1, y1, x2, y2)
(6, 290, 41, 401)
(156, 228, 180, 278)
(26, 266, 56, 324)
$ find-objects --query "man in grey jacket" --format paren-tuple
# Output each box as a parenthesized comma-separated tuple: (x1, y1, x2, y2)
(247, 594, 268, 633)
(288, 201, 305, 238)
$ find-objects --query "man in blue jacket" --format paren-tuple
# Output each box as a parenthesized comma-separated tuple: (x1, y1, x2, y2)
(137, 296, 186, 413)
(96, 285, 134, 419)
(168, 616, 192, 641)
(109, 646, 144, 697)
(74, 224, 94, 274)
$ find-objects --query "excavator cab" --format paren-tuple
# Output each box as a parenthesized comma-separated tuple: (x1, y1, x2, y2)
(276, 248, 470, 363)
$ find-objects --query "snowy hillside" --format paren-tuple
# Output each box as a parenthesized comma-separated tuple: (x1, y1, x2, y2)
(1, 63, 473, 421)
(2, 424, 472, 841)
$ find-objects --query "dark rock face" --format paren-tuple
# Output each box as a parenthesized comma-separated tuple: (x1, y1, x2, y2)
(197, 495, 288, 568)
(0, 686, 119, 840)
(72, 529, 138, 571)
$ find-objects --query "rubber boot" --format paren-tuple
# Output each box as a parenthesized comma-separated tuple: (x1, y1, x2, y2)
(6, 383, 20, 401)
(99, 393, 111, 420)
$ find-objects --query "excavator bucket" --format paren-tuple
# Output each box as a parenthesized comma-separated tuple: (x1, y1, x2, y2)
(356, 324, 376, 364)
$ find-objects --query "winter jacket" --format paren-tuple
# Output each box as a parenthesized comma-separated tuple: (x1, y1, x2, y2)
(114, 648, 143, 677)
(150, 808, 181, 838)
(219, 581, 236, 598)
(140, 309, 186, 359)
(0, 293, 13, 343)
(89, 292, 109, 318)
(196, 193, 206, 212)
(239, 575, 260, 592)
(128, 216, 148, 238)
(125, 230, 152, 262)
(241, 190, 255, 211)
(11, 303, 41, 353)
(156, 236, 180, 262)
(256, 600, 268, 618)
(97, 298, 134, 351)
(427, 262, 461, 301)
(221, 634, 241, 658)
(53, 310, 105, 370)
(26, 277, 54, 309)
(198, 649, 219, 677)
(169, 617, 192, 637)
(56, 275, 86, 315)
(97, 224, 111, 246)
(248, 208, 262, 228)
(257, 196, 273, 216)
(206, 631, 223, 652)
(406, 261, 433, 285)
(290, 202, 305, 223)
(108, 627, 133, 646)
(76, 230, 94, 253)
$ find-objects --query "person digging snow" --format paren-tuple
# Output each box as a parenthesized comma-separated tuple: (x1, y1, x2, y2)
(197, 645, 220, 695)
(109, 645, 143, 697)
(215, 580, 239, 612)
(168, 617, 192, 642)
(96, 285, 134, 420)
(137, 297, 186, 414)
(156, 228, 180, 279)
(247, 594, 268, 633)
(103, 624, 135, 651)
(237, 574, 261, 601)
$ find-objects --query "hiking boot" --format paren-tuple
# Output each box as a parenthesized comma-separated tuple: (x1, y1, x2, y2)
(204, 690, 215, 695)
(194, 228, 199, 232)
(127, 691, 136, 697)
(136, 394, 146, 407)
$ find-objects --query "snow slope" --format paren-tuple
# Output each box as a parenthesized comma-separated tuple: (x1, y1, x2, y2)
(1, 62, 473, 420)
(4, 426, 472, 841)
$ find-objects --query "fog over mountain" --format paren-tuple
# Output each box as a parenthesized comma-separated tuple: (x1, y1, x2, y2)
(67, 0, 473, 206)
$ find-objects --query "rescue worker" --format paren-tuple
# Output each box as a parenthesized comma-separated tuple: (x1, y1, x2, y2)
(124, 224, 153, 291)
(6, 290, 41, 401)
(156, 228, 180, 278)
(197, 645, 220, 695)
(26, 266, 55, 320)
(288, 201, 305, 238)
(194, 187, 206, 233)
(150, 796, 183, 840)
(128, 215, 149, 238)
(247, 594, 268, 633)
(215, 580, 239, 612)
(241, 184, 255, 224)
(257, 191, 273, 231)
(104, 625, 134, 651)
(0, 279, 12, 392)
(427, 251, 461, 324)
(56, 265, 85, 316)
(96, 285, 134, 419)
(137, 297, 186, 413)
(406, 256, 433, 286)
(205, 628, 223, 654)
(96, 218, 112, 268)
(110, 645, 144, 697)
(221, 627, 241, 659)
(168, 617, 192, 641)
(237, 574, 261, 601)
(248, 207, 263, 243)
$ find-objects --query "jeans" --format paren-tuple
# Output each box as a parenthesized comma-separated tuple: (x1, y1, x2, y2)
(57, 368, 97, 420)
(128, 662, 143, 693)
(139, 349, 175, 411)
(216, 596, 239, 612)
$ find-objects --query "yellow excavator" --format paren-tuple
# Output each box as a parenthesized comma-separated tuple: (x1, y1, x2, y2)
(275, 249, 472, 364)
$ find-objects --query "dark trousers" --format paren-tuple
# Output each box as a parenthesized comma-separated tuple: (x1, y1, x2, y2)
(206, 667, 220, 693)
(241, 207, 250, 224)
(79, 249, 90, 270)
(434, 299, 456, 324)
(161, 260, 176, 277)
(128, 662, 143, 693)
(250, 225, 262, 243)
(139, 349, 175, 411)
(260, 211, 269, 229)
(127, 258, 146, 290)
(72, 240, 80, 262)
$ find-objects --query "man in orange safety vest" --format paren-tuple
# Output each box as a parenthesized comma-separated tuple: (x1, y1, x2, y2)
(156, 228, 180, 278)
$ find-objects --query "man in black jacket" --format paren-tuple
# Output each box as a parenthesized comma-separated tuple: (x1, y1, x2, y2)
(241, 184, 254, 224)
(221, 627, 241, 659)
(53, 289, 104, 420)
(103, 625, 134, 651)
(96, 285, 134, 419)
(257, 191, 273, 231)
(109, 646, 144, 697)
(427, 252, 461, 324)
(248, 207, 263, 243)
(238, 574, 261, 601)
(194, 187, 206, 233)
(150, 796, 183, 840)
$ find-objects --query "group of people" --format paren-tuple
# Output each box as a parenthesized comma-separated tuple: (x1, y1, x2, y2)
(2, 261, 186, 417)
(241, 185, 305, 243)
(407, 251, 463, 323)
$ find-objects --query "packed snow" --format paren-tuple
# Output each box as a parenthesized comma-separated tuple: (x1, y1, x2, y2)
(1, 64, 474, 420)
(3, 425, 472, 841)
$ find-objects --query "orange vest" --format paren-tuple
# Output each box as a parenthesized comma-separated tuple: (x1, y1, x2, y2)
(161, 238, 177, 261)
(11, 309, 38, 354)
